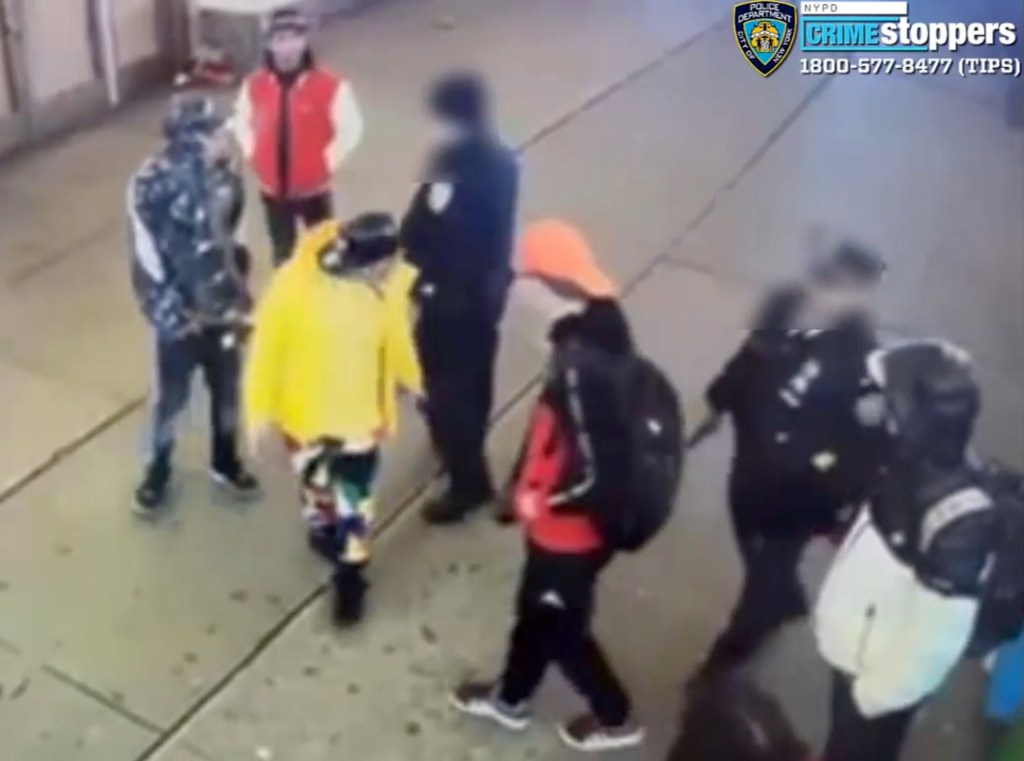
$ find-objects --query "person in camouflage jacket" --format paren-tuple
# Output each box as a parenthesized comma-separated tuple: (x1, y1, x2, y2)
(128, 94, 259, 513)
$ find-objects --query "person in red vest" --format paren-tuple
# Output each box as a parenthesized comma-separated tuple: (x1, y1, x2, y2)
(232, 8, 364, 266)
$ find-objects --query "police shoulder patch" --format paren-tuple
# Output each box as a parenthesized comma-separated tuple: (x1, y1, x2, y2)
(734, 2, 797, 77)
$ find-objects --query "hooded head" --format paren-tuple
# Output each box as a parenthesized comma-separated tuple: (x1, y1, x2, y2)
(266, 7, 312, 74)
(429, 71, 491, 137)
(163, 94, 227, 161)
(868, 339, 980, 470)
(318, 212, 400, 284)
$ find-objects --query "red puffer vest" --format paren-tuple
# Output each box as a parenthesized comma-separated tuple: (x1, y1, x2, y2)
(243, 63, 342, 198)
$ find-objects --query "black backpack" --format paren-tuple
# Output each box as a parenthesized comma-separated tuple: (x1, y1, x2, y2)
(968, 463, 1024, 657)
(570, 349, 685, 552)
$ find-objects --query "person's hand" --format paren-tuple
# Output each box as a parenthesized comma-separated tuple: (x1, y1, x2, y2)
(516, 490, 542, 523)
(248, 421, 281, 461)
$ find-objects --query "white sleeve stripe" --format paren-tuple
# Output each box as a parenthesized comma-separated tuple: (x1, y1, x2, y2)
(127, 174, 165, 283)
(325, 82, 364, 170)
(230, 84, 256, 158)
(549, 366, 597, 505)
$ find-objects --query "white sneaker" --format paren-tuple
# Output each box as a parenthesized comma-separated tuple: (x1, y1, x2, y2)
(449, 681, 530, 732)
(557, 714, 646, 753)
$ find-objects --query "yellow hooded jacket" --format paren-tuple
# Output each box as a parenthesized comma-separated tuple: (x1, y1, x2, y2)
(243, 221, 423, 444)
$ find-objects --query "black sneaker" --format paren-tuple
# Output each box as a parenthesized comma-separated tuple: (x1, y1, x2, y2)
(210, 463, 261, 500)
(557, 714, 646, 753)
(449, 681, 530, 731)
(332, 565, 368, 627)
(134, 461, 171, 515)
(422, 491, 493, 525)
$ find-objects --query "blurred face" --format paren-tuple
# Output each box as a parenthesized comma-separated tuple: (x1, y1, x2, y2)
(430, 114, 464, 145)
(268, 29, 308, 72)
(804, 276, 877, 326)
(200, 128, 231, 165)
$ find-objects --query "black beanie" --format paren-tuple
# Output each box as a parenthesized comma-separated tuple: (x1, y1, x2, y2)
(430, 71, 490, 128)
(267, 7, 310, 38)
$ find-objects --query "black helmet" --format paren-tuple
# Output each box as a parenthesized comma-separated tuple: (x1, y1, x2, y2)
(429, 71, 490, 128)
(318, 212, 399, 276)
(869, 340, 980, 468)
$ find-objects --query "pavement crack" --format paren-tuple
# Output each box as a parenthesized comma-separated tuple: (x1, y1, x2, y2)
(0, 397, 145, 506)
(43, 664, 165, 736)
(517, 18, 727, 154)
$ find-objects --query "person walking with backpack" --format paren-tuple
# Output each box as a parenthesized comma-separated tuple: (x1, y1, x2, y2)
(232, 8, 363, 266)
(450, 220, 683, 754)
(688, 244, 888, 683)
(814, 340, 1023, 761)
(243, 213, 422, 625)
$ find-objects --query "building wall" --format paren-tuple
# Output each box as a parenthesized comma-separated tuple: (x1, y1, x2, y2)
(115, 0, 160, 65)
(0, 0, 172, 155)
(22, 0, 95, 102)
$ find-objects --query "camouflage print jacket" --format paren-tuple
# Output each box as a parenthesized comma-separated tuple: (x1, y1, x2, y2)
(127, 146, 250, 338)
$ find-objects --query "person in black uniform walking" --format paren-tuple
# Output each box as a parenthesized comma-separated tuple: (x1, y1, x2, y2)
(401, 72, 520, 524)
(689, 242, 888, 683)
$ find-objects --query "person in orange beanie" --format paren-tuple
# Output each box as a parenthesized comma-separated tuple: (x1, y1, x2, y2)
(451, 220, 650, 753)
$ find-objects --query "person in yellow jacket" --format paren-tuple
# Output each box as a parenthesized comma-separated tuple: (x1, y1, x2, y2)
(244, 212, 422, 625)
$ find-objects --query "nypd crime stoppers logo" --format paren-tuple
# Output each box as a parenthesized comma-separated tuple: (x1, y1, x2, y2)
(734, 2, 797, 77)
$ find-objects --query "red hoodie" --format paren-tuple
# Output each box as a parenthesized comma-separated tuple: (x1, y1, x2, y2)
(514, 400, 603, 554)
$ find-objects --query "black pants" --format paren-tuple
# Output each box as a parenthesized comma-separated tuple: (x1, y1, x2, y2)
(824, 670, 919, 761)
(701, 531, 811, 674)
(262, 192, 333, 266)
(499, 546, 631, 727)
(148, 329, 240, 472)
(416, 308, 500, 505)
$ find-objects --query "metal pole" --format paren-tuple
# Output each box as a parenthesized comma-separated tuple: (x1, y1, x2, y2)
(94, 0, 120, 107)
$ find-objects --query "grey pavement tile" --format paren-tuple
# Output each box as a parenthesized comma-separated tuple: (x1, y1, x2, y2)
(0, 407, 340, 729)
(0, 125, 154, 286)
(519, 20, 822, 292)
(0, 356, 124, 498)
(0, 238, 150, 402)
(0, 648, 156, 761)
(670, 72, 1024, 374)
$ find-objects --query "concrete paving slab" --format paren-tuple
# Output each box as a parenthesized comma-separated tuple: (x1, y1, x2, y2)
(671, 72, 1024, 360)
(0, 647, 156, 760)
(0, 356, 125, 498)
(0, 124, 155, 286)
(0, 238, 150, 402)
(518, 21, 823, 292)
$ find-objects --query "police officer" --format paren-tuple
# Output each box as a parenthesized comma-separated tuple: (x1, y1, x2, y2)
(129, 95, 259, 513)
(401, 72, 520, 524)
(689, 242, 888, 682)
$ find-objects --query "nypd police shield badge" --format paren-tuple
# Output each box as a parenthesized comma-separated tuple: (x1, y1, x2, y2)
(734, 2, 797, 77)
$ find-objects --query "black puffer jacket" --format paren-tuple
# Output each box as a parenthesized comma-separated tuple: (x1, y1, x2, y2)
(540, 299, 635, 512)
